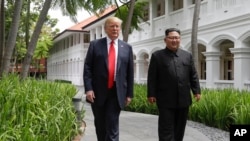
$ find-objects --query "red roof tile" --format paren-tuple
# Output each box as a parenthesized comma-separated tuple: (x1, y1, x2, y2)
(67, 6, 117, 31)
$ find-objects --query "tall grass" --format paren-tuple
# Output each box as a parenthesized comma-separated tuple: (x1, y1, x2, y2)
(0, 74, 79, 141)
(125, 84, 158, 115)
(126, 84, 250, 131)
(232, 90, 250, 124)
(189, 88, 237, 130)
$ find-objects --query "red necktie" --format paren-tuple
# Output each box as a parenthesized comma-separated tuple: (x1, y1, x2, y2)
(108, 40, 115, 88)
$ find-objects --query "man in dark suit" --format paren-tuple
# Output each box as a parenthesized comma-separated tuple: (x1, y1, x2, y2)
(83, 16, 134, 141)
(147, 28, 201, 141)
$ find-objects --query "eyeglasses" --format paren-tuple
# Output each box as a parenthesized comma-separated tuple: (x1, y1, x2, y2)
(166, 36, 180, 40)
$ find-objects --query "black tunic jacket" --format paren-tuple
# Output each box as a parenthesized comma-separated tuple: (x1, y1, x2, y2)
(147, 48, 201, 108)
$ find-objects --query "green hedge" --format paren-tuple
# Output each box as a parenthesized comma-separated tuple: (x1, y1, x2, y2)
(124, 84, 158, 115)
(125, 84, 250, 131)
(189, 88, 250, 131)
(0, 75, 80, 141)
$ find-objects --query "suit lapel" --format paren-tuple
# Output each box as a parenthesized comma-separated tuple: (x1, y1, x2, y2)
(117, 40, 122, 73)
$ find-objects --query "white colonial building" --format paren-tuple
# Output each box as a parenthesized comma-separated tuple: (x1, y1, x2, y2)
(47, 0, 250, 90)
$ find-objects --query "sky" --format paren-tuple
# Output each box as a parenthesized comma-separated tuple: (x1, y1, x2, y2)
(48, 1, 122, 32)
(48, 9, 91, 32)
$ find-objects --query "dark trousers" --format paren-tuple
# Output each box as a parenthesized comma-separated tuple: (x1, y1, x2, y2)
(91, 85, 121, 141)
(158, 107, 189, 141)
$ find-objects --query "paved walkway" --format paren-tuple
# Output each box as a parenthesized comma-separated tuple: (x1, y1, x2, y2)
(77, 86, 211, 141)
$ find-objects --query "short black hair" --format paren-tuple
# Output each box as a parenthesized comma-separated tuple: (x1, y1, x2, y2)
(165, 28, 181, 36)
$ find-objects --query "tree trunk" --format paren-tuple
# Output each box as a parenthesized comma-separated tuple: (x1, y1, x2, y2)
(1, 0, 23, 75)
(20, 0, 52, 79)
(191, 0, 201, 75)
(0, 0, 5, 74)
(25, 0, 30, 50)
(122, 0, 135, 42)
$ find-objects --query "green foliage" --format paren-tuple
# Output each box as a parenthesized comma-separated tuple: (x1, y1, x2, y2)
(4, 0, 58, 64)
(125, 84, 158, 115)
(232, 91, 250, 124)
(115, 1, 149, 33)
(127, 84, 250, 131)
(189, 88, 237, 130)
(0, 74, 80, 141)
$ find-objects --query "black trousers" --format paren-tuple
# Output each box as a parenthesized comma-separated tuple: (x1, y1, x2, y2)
(158, 107, 189, 141)
(91, 85, 121, 141)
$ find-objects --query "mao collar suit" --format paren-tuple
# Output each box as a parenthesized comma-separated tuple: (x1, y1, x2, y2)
(147, 48, 201, 108)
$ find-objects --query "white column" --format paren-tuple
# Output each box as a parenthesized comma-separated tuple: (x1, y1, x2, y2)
(101, 25, 106, 37)
(90, 29, 95, 41)
(135, 59, 146, 84)
(202, 52, 222, 88)
(164, 0, 170, 30)
(230, 48, 250, 90)
(183, 0, 189, 13)
(134, 60, 139, 83)
(79, 59, 84, 85)
(165, 0, 169, 15)
(96, 27, 101, 39)
(80, 33, 84, 44)
(149, 0, 156, 37)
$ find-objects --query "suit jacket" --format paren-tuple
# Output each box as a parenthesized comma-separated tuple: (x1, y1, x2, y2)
(84, 37, 134, 109)
(147, 48, 201, 108)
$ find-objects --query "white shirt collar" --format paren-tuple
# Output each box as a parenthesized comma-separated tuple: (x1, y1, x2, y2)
(107, 37, 118, 45)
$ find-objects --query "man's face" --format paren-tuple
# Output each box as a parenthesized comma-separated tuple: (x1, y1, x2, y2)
(105, 20, 121, 40)
(164, 31, 181, 51)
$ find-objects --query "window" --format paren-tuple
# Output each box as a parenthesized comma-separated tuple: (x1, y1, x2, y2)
(220, 41, 234, 80)
(200, 61, 206, 79)
(173, 0, 183, 11)
(157, 0, 165, 16)
(198, 44, 206, 80)
(224, 47, 234, 80)
(84, 34, 90, 43)
(143, 5, 149, 21)
(192, 0, 204, 4)
(224, 59, 233, 80)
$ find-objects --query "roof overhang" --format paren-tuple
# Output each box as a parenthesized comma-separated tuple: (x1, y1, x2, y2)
(53, 30, 89, 43)
(82, 8, 117, 30)
(52, 5, 118, 42)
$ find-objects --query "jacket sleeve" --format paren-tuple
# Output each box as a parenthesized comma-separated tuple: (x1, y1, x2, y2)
(127, 45, 134, 98)
(147, 53, 158, 98)
(83, 41, 94, 93)
(189, 54, 201, 95)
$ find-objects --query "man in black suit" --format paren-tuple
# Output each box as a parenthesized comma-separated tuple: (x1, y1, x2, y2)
(147, 28, 201, 141)
(83, 17, 134, 141)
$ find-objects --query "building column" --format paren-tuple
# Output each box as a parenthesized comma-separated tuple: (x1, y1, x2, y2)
(90, 29, 95, 41)
(147, 0, 156, 38)
(183, 0, 189, 16)
(95, 26, 101, 39)
(134, 60, 139, 83)
(101, 25, 106, 38)
(135, 59, 146, 84)
(230, 48, 250, 90)
(202, 52, 222, 88)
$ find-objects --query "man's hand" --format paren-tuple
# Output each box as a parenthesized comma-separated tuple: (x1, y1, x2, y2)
(86, 90, 95, 103)
(194, 94, 201, 102)
(148, 97, 156, 104)
(125, 97, 132, 106)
